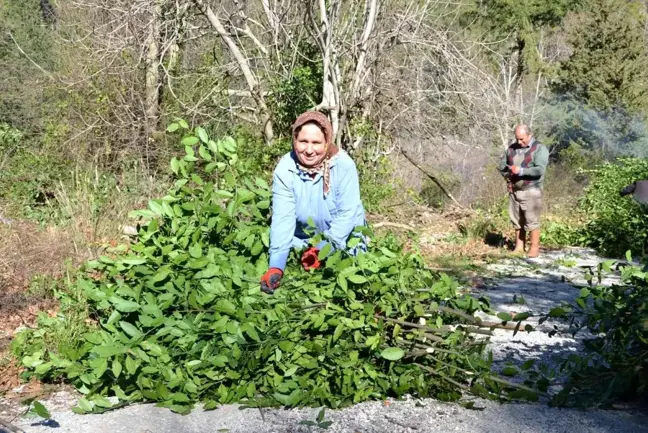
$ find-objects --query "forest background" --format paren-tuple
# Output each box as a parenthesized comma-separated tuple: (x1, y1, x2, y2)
(2, 0, 648, 265)
(4, 0, 648, 415)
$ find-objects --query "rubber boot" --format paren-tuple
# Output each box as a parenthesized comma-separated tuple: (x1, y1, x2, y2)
(512, 229, 526, 254)
(527, 229, 541, 258)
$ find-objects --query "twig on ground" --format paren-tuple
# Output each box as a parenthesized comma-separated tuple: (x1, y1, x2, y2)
(0, 418, 26, 433)
(372, 221, 417, 231)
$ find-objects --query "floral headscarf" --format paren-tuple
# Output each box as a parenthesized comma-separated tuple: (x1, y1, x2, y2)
(292, 111, 339, 198)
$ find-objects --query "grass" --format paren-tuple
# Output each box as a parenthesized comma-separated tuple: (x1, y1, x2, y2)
(25, 273, 92, 356)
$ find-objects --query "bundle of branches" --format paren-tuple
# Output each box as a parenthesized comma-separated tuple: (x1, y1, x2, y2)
(13, 123, 533, 414)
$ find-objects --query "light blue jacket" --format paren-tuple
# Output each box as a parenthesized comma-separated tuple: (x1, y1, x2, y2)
(268, 151, 366, 271)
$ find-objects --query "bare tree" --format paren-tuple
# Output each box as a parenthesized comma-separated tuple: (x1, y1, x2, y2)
(190, 0, 276, 144)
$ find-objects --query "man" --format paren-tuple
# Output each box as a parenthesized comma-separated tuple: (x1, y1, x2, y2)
(498, 125, 549, 258)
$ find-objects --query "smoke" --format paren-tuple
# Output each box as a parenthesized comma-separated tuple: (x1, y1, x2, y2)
(541, 94, 648, 158)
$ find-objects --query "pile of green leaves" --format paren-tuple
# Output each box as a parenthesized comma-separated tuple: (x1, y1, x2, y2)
(13, 124, 526, 414)
(529, 258, 648, 407)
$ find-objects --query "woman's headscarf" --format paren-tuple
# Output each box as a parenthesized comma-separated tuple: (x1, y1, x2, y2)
(292, 111, 339, 198)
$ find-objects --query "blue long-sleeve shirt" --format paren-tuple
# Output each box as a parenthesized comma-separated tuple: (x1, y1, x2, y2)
(268, 151, 366, 271)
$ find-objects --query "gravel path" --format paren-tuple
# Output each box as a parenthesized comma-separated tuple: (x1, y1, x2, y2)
(4, 247, 648, 433)
(474, 247, 621, 373)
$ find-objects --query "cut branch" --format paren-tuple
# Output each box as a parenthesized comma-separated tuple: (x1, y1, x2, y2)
(400, 149, 465, 209)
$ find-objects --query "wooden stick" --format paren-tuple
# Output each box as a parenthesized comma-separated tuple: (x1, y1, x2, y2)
(372, 221, 416, 231)
(379, 316, 493, 337)
(0, 418, 26, 433)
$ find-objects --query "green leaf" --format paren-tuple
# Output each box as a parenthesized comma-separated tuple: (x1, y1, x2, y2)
(205, 162, 218, 173)
(255, 177, 269, 190)
(167, 123, 179, 132)
(214, 190, 234, 199)
(34, 362, 52, 375)
(114, 299, 140, 313)
(318, 243, 332, 260)
(93, 395, 113, 408)
(182, 136, 199, 146)
(199, 145, 212, 161)
(549, 307, 566, 318)
(125, 356, 138, 375)
(380, 347, 405, 361)
(203, 400, 218, 411)
(32, 401, 51, 419)
(77, 398, 94, 413)
(497, 312, 512, 322)
(196, 127, 209, 143)
(122, 258, 146, 266)
(243, 323, 261, 342)
(92, 345, 127, 358)
(171, 157, 180, 174)
(151, 267, 171, 283)
(299, 421, 317, 427)
(185, 381, 198, 394)
(112, 359, 122, 378)
(512, 312, 530, 321)
(119, 321, 143, 339)
(333, 324, 344, 342)
(178, 119, 189, 129)
(347, 274, 367, 284)
(501, 366, 518, 377)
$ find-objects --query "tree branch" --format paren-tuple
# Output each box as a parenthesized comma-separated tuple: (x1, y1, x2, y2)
(191, 0, 274, 144)
(400, 149, 465, 209)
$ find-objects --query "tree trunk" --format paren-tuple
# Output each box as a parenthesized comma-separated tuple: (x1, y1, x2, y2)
(145, 0, 162, 135)
(192, 0, 275, 145)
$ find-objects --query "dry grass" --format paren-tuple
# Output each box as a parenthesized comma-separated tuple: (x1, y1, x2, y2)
(368, 202, 515, 283)
(0, 222, 88, 285)
(0, 222, 79, 358)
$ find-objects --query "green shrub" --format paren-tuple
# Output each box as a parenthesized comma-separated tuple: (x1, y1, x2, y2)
(13, 123, 531, 414)
(579, 158, 648, 257)
(0, 148, 68, 222)
(530, 259, 648, 407)
(457, 212, 500, 241)
(355, 153, 399, 213)
(540, 220, 585, 248)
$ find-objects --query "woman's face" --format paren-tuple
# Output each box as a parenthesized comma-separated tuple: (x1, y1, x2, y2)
(294, 123, 327, 166)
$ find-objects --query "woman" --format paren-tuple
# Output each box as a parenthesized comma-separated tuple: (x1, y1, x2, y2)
(260, 111, 366, 294)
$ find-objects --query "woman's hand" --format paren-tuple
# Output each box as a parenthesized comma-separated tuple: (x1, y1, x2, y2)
(260, 268, 283, 294)
(301, 247, 321, 271)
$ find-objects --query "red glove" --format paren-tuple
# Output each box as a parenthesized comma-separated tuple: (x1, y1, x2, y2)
(260, 268, 283, 294)
(301, 247, 321, 271)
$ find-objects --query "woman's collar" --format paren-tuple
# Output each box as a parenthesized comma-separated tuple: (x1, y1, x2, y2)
(288, 150, 343, 173)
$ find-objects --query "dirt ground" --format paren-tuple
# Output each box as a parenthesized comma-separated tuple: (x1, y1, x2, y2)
(0, 220, 90, 399)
